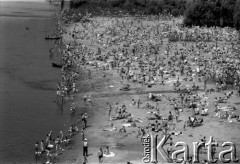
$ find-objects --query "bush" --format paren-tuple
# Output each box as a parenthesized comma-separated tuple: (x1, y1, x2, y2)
(144, 1, 161, 15)
(70, 0, 88, 8)
(123, 0, 135, 11)
(111, 0, 126, 8)
(184, 0, 240, 28)
(233, 12, 240, 30)
(133, 0, 146, 7)
(234, 0, 240, 30)
(171, 9, 180, 17)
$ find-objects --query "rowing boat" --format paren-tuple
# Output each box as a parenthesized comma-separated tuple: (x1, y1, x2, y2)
(45, 36, 61, 40)
(52, 63, 63, 68)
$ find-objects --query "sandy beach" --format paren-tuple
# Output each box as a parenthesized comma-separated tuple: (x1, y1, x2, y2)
(47, 13, 240, 164)
(1, 0, 240, 163)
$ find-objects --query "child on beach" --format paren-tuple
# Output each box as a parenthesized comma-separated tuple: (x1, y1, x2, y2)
(83, 156, 88, 164)
(104, 146, 110, 155)
(131, 99, 136, 105)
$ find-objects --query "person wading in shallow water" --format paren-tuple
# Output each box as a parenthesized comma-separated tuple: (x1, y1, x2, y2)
(35, 142, 39, 155)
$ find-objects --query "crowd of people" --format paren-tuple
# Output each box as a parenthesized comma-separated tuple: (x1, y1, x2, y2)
(40, 2, 240, 162)
(34, 125, 79, 163)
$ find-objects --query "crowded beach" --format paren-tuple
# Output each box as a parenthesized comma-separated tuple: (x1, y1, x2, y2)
(35, 1, 240, 164)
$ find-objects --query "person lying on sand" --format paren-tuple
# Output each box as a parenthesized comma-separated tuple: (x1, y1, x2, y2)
(127, 116, 133, 123)
(119, 126, 126, 133)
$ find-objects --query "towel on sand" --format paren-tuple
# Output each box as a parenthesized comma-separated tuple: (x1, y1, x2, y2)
(103, 152, 115, 157)
(103, 127, 117, 131)
(122, 123, 131, 127)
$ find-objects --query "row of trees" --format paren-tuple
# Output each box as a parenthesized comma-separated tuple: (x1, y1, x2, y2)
(184, 0, 240, 30)
(69, 0, 240, 29)
(70, 0, 187, 16)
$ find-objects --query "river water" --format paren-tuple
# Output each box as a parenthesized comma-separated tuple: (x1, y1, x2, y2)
(0, 1, 73, 163)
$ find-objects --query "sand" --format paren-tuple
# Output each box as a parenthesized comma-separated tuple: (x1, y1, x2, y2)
(53, 15, 240, 164)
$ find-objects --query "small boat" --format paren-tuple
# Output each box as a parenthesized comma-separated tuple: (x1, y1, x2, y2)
(52, 62, 63, 68)
(45, 36, 61, 40)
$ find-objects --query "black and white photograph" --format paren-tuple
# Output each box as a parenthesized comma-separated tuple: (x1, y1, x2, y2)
(0, 0, 240, 163)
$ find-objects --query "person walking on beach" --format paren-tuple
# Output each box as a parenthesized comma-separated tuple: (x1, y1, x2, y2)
(137, 99, 141, 108)
(83, 138, 88, 157)
(82, 113, 88, 129)
(88, 69, 91, 79)
(98, 147, 103, 163)
(81, 129, 85, 141)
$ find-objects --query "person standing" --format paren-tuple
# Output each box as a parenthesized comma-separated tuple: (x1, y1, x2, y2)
(81, 129, 85, 141)
(40, 140, 45, 154)
(60, 131, 64, 143)
(203, 74, 208, 91)
(72, 82, 76, 93)
(115, 102, 119, 114)
(83, 138, 88, 157)
(108, 105, 112, 117)
(98, 147, 103, 163)
(60, 0, 64, 11)
(35, 142, 39, 155)
(48, 131, 53, 141)
(175, 109, 180, 122)
(82, 113, 87, 129)
(55, 137, 59, 154)
(88, 69, 91, 79)
(137, 99, 141, 108)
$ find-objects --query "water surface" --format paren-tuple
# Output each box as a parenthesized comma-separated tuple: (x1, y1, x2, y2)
(0, 1, 73, 162)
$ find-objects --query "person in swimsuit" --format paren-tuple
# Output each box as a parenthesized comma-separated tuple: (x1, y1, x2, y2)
(104, 146, 110, 155)
(35, 142, 39, 155)
(98, 147, 103, 163)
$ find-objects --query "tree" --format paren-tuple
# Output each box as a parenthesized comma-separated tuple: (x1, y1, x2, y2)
(221, 0, 236, 27)
(233, 0, 240, 30)
(183, 0, 240, 28)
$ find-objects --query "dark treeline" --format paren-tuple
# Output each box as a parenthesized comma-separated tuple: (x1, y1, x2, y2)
(69, 0, 240, 29)
(184, 0, 240, 30)
(70, 0, 187, 16)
